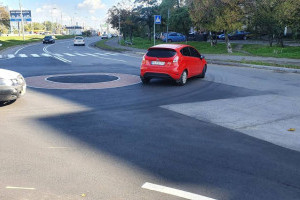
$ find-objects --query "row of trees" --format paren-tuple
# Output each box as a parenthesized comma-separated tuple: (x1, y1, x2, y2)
(108, 0, 300, 53)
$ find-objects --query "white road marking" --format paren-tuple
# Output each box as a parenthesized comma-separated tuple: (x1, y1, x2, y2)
(6, 186, 36, 190)
(0, 55, 2, 58)
(103, 52, 119, 56)
(142, 182, 216, 200)
(31, 54, 40, 57)
(19, 54, 28, 57)
(85, 53, 126, 62)
(84, 53, 98, 57)
(54, 56, 72, 63)
(94, 53, 109, 56)
(47, 147, 69, 149)
(64, 53, 75, 57)
(14, 45, 28, 55)
(7, 54, 15, 58)
(74, 53, 87, 56)
(41, 53, 52, 57)
(53, 53, 63, 57)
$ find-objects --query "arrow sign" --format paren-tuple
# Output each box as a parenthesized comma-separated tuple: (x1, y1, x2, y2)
(154, 15, 161, 24)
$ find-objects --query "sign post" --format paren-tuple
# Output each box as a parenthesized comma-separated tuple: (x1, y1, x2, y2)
(154, 15, 161, 46)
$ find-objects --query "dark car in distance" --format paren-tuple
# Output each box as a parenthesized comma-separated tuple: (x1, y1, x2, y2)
(43, 36, 55, 44)
(187, 32, 208, 42)
(218, 31, 250, 40)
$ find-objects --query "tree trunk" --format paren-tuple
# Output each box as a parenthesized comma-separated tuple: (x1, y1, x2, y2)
(269, 35, 273, 47)
(224, 31, 232, 53)
(209, 32, 213, 46)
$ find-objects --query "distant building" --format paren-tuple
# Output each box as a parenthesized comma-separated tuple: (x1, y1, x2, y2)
(65, 26, 83, 35)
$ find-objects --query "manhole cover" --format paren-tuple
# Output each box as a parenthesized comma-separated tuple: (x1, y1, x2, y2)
(47, 75, 118, 83)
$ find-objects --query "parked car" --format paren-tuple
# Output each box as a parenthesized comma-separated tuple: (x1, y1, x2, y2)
(161, 32, 186, 42)
(187, 32, 208, 41)
(218, 31, 250, 40)
(0, 68, 26, 103)
(101, 34, 108, 39)
(74, 36, 85, 46)
(43, 35, 55, 44)
(140, 44, 207, 86)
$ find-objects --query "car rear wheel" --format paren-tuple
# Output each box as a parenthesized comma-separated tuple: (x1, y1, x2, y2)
(140, 76, 150, 84)
(198, 64, 207, 78)
(176, 70, 187, 86)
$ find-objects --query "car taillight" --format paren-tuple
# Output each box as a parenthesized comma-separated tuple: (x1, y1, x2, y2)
(173, 56, 179, 63)
(142, 55, 146, 64)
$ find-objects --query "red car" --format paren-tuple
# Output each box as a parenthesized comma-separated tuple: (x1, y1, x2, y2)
(140, 44, 207, 85)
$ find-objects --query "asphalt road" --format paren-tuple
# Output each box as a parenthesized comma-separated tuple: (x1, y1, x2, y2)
(0, 36, 300, 200)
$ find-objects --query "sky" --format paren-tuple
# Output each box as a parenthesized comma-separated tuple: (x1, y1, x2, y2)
(1, 0, 121, 30)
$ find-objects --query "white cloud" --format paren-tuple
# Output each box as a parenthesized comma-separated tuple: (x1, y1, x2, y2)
(78, 0, 105, 13)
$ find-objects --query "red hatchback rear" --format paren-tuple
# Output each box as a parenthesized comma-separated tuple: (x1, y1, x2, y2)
(140, 44, 207, 85)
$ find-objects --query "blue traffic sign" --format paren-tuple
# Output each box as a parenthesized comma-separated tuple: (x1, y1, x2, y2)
(154, 15, 161, 24)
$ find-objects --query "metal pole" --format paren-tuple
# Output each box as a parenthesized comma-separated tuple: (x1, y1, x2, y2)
(154, 16, 155, 46)
(19, 0, 25, 41)
(166, 8, 169, 43)
(118, 11, 121, 44)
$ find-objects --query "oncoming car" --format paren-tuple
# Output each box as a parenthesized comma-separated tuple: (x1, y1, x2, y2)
(0, 69, 26, 103)
(43, 35, 55, 44)
(140, 44, 207, 85)
(74, 36, 85, 46)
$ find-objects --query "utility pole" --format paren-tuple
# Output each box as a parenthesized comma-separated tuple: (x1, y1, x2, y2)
(153, 16, 156, 46)
(19, 0, 25, 40)
(118, 11, 121, 44)
(166, 8, 169, 43)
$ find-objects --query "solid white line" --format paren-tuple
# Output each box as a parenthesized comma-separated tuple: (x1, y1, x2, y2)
(142, 182, 216, 200)
(6, 186, 36, 190)
(74, 53, 87, 56)
(64, 53, 75, 57)
(31, 54, 40, 57)
(53, 56, 71, 63)
(19, 54, 28, 57)
(84, 53, 98, 57)
(14, 46, 27, 55)
(85, 53, 126, 62)
(43, 42, 72, 63)
(41, 53, 52, 57)
(7, 54, 15, 58)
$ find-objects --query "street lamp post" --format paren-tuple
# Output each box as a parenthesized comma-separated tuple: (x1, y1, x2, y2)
(19, 0, 25, 41)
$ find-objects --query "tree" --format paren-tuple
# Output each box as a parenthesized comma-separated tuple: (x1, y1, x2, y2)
(188, 0, 246, 53)
(169, 7, 192, 36)
(0, 6, 10, 34)
(134, 0, 159, 40)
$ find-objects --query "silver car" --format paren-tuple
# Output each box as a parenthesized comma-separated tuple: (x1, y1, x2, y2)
(0, 68, 26, 103)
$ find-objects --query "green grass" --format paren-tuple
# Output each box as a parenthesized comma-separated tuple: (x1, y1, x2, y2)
(95, 39, 127, 52)
(0, 35, 77, 51)
(242, 44, 300, 59)
(121, 37, 235, 54)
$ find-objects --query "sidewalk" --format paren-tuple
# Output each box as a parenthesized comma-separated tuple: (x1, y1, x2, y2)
(104, 38, 300, 73)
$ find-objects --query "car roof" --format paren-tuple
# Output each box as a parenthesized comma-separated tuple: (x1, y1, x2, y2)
(149, 44, 189, 50)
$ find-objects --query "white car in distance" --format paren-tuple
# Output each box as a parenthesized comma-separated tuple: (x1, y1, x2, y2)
(74, 36, 85, 46)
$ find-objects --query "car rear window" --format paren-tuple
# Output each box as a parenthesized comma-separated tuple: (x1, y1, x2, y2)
(146, 48, 176, 58)
(75, 37, 83, 39)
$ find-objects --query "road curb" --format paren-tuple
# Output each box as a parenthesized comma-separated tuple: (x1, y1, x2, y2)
(208, 60, 300, 73)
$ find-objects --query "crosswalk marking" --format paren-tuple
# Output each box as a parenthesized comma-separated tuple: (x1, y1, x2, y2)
(64, 53, 75, 57)
(103, 52, 119, 56)
(53, 53, 63, 57)
(7, 54, 15, 58)
(74, 53, 87, 56)
(84, 53, 97, 57)
(41, 53, 52, 57)
(94, 53, 109, 56)
(19, 54, 28, 57)
(31, 54, 40, 57)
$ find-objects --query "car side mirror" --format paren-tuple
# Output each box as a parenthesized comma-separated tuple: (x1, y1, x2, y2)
(200, 55, 205, 59)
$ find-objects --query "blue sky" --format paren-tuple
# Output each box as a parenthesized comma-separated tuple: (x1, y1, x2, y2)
(1, 0, 120, 29)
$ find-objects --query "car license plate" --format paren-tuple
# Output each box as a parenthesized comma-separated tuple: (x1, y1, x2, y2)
(151, 61, 165, 66)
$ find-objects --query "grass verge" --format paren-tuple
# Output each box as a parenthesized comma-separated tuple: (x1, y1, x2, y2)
(95, 39, 127, 52)
(0, 35, 76, 51)
(242, 44, 300, 59)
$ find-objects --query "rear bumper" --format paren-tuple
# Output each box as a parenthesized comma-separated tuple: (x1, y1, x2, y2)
(141, 66, 182, 80)
(0, 84, 26, 102)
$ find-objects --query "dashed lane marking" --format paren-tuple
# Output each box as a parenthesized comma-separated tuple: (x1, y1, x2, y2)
(31, 54, 40, 57)
(19, 54, 28, 57)
(142, 182, 216, 200)
(41, 53, 52, 57)
(7, 54, 15, 58)
(63, 53, 75, 57)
